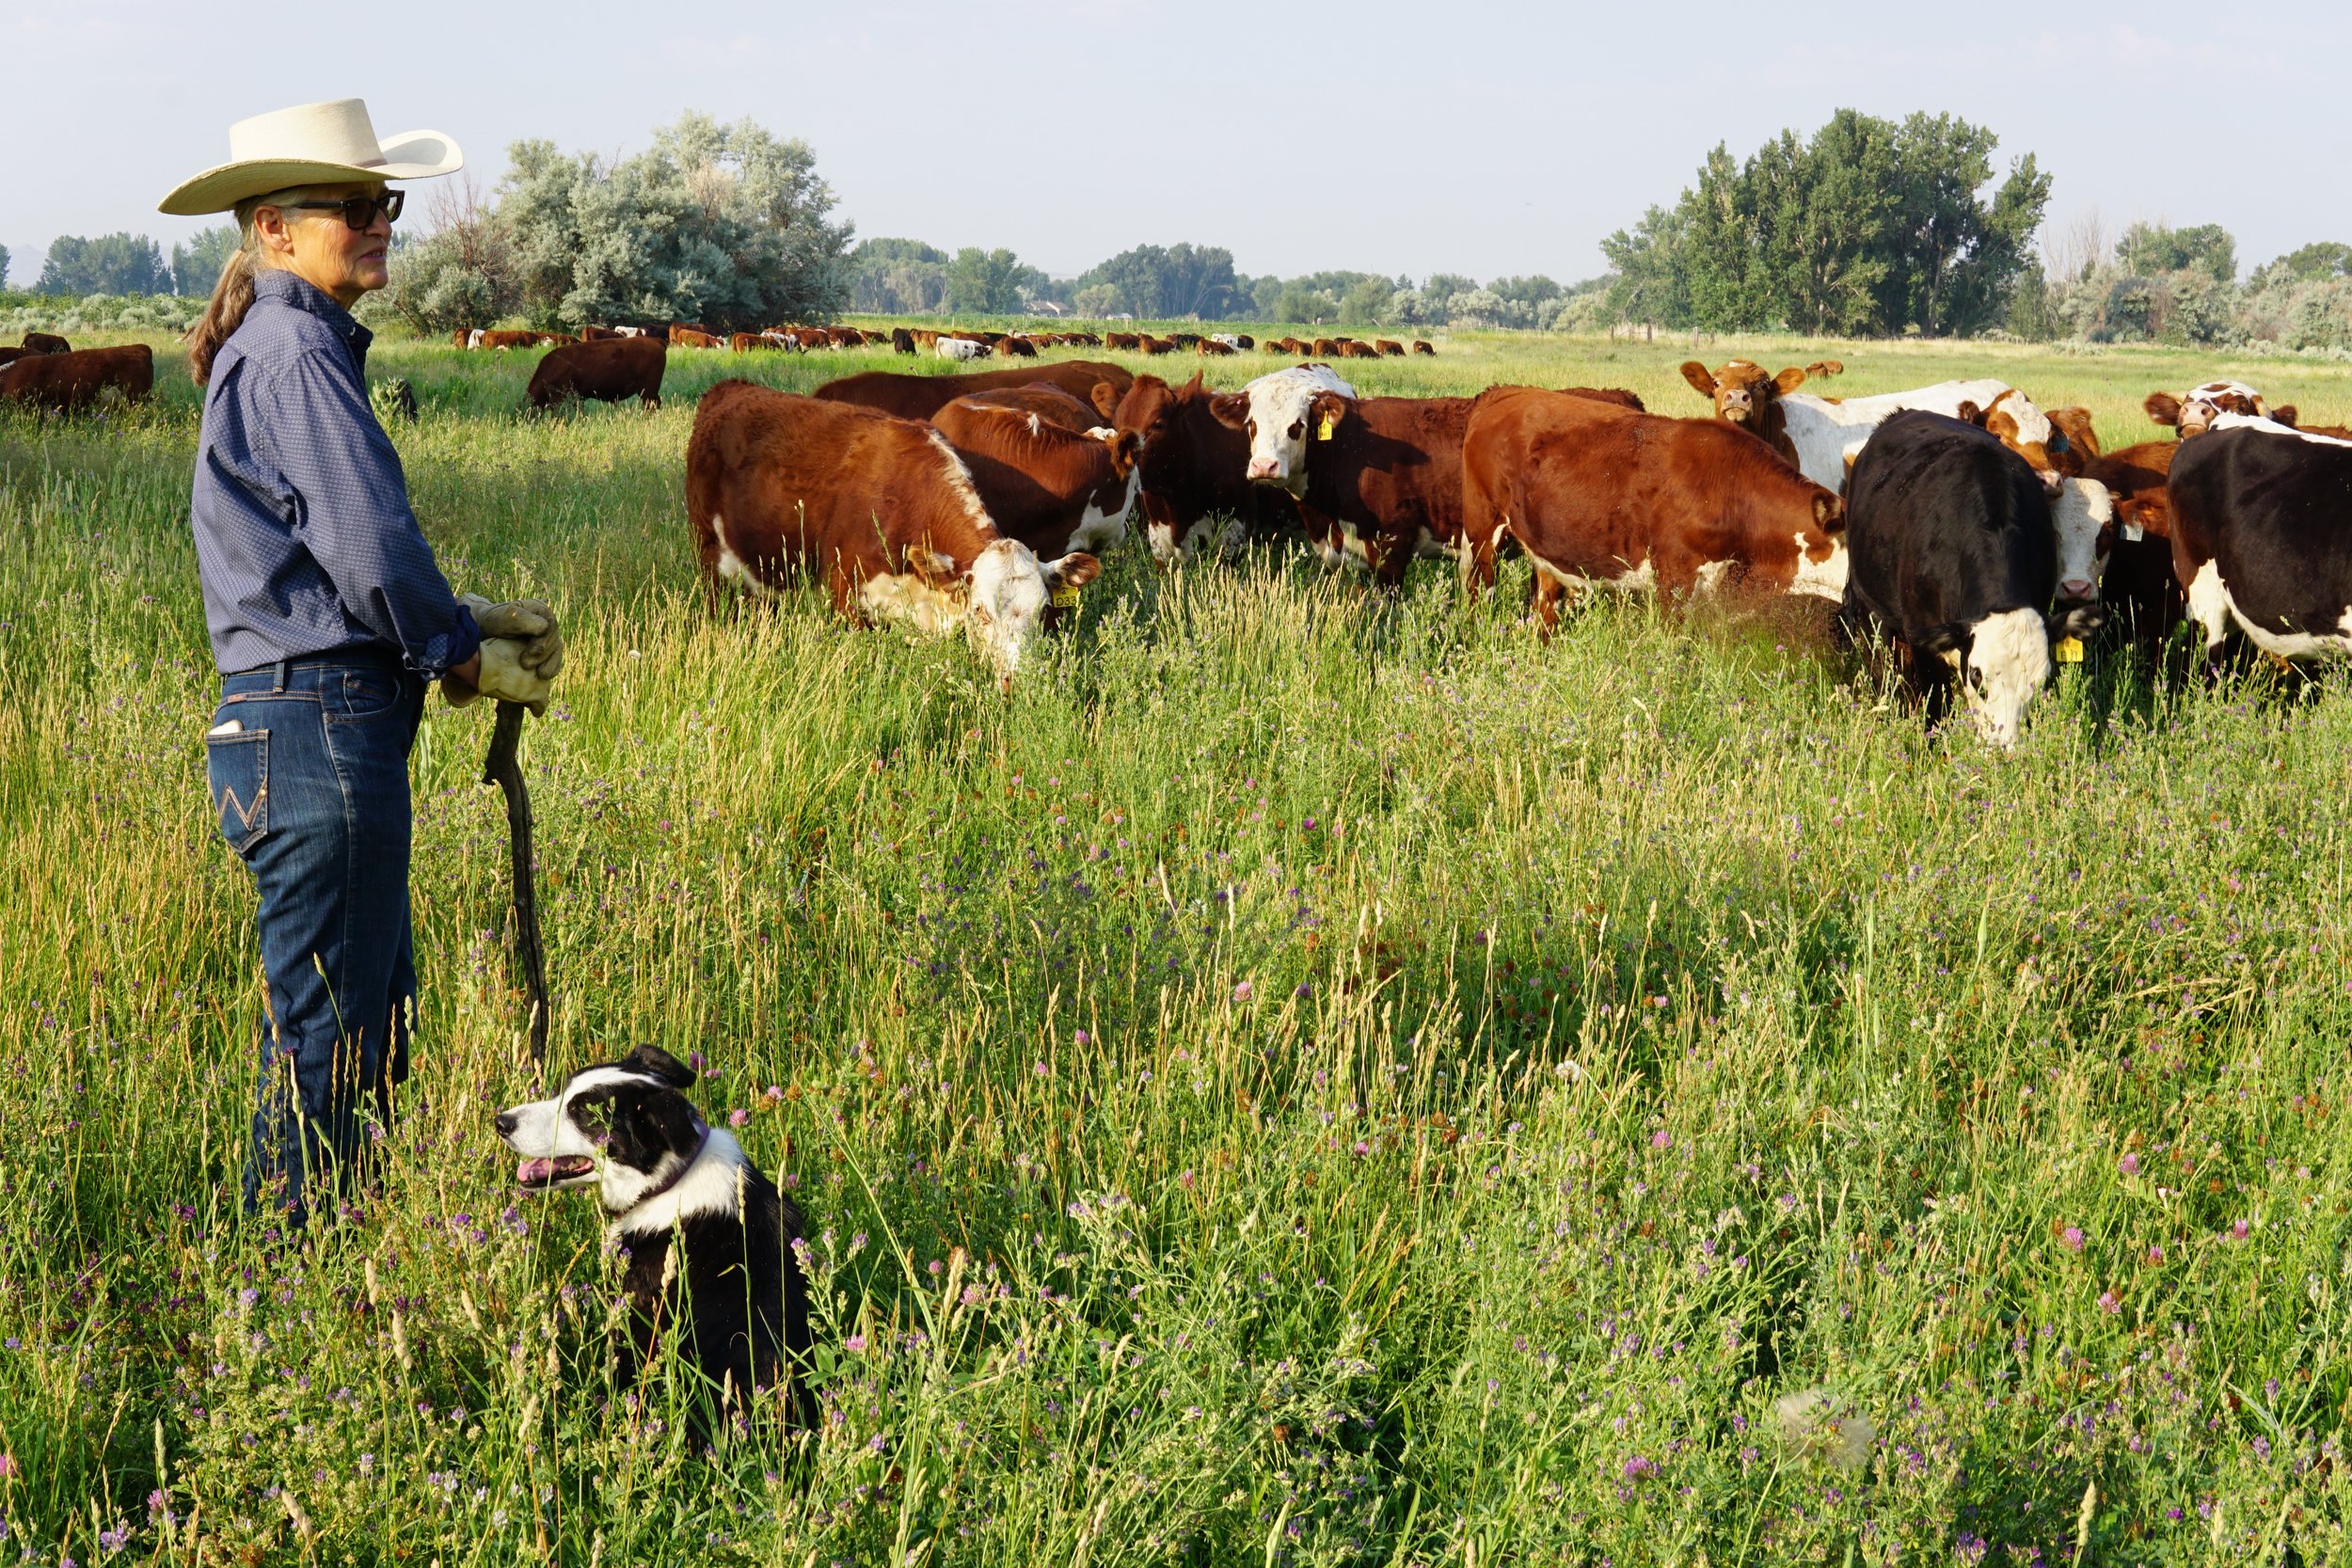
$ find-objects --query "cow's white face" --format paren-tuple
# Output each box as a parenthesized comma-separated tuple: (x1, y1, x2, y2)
(2178, 381, 2266, 436)
(1958, 609, 2051, 750)
(964, 539, 1100, 689)
(1219, 366, 1356, 495)
(2053, 478, 2112, 602)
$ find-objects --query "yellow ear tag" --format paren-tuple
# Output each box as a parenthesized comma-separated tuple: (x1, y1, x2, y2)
(1050, 584, 1081, 610)
(2053, 636, 2085, 664)
(1316, 412, 1336, 441)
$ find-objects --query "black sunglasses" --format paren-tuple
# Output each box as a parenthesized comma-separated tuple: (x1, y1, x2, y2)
(283, 190, 405, 230)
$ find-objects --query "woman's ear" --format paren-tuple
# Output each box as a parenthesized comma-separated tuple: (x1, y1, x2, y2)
(251, 204, 297, 258)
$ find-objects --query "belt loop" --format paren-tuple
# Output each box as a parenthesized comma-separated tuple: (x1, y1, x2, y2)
(272, 658, 292, 693)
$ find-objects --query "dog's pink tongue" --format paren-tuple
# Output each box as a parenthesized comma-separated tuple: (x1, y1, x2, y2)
(517, 1157, 553, 1183)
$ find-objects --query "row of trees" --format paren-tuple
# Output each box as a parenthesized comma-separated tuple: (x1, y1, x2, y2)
(2000, 219, 2352, 351)
(14, 230, 240, 297)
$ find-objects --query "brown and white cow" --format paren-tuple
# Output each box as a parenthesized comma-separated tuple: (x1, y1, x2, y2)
(932, 392, 1141, 558)
(527, 336, 666, 410)
(814, 361, 1134, 422)
(1410, 341, 1435, 356)
(670, 327, 724, 350)
(1110, 372, 1299, 564)
(0, 343, 155, 411)
(1374, 340, 1405, 357)
(2144, 381, 2292, 439)
(1677, 357, 1842, 438)
(1286, 386, 1647, 583)
(1210, 363, 1359, 495)
(686, 381, 1097, 687)
(1459, 387, 1846, 624)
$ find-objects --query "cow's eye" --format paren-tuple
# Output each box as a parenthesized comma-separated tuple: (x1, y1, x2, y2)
(1969, 666, 1988, 695)
(1287, 421, 1303, 440)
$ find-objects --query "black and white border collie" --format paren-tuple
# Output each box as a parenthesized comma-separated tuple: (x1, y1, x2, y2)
(495, 1044, 811, 1430)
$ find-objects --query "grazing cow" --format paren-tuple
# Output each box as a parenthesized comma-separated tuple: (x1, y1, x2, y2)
(995, 336, 1038, 358)
(1843, 411, 2104, 747)
(932, 393, 1142, 558)
(1338, 341, 1381, 359)
(1375, 340, 1405, 357)
(1677, 358, 1843, 438)
(1311, 339, 1340, 357)
(1209, 363, 1359, 495)
(1198, 339, 1234, 356)
(450, 328, 471, 348)
(475, 329, 545, 350)
(580, 325, 621, 341)
(1262, 340, 1289, 355)
(814, 361, 1135, 422)
(686, 381, 1098, 687)
(527, 336, 666, 410)
(729, 332, 763, 352)
(1459, 387, 1847, 624)
(1168, 334, 1201, 350)
(946, 382, 1113, 436)
(0, 343, 155, 411)
(761, 331, 803, 352)
(21, 332, 70, 356)
(938, 337, 991, 362)
(1105, 332, 1140, 352)
(1283, 392, 1478, 581)
(2166, 415, 2352, 661)
(1410, 341, 1435, 356)
(1137, 336, 1175, 356)
(671, 327, 723, 349)
(1233, 336, 1256, 350)
(1111, 372, 1298, 563)
(892, 327, 917, 355)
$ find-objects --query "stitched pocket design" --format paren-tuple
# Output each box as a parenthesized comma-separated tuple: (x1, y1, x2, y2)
(206, 729, 271, 853)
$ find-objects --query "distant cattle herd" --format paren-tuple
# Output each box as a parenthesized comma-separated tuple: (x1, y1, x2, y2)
(6, 316, 2347, 747)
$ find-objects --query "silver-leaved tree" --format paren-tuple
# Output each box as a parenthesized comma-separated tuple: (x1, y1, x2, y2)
(385, 113, 851, 335)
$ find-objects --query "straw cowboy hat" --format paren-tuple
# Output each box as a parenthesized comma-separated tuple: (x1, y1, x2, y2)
(158, 98, 462, 215)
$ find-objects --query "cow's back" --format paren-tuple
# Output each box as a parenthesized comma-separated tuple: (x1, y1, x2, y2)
(2170, 424, 2352, 626)
(1845, 411, 2052, 634)
(814, 360, 1133, 421)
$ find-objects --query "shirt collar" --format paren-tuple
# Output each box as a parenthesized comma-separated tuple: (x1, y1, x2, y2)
(253, 269, 373, 356)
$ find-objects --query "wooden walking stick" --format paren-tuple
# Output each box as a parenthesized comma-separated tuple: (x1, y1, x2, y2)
(482, 699, 548, 1066)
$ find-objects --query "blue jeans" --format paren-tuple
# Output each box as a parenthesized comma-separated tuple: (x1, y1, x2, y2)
(205, 650, 427, 1225)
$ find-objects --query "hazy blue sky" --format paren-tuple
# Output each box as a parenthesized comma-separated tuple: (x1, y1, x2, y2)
(5, 0, 2348, 289)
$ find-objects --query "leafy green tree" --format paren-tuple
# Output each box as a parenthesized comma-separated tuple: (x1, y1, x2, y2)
(1488, 276, 1564, 309)
(1422, 273, 1477, 303)
(483, 112, 850, 330)
(1339, 276, 1396, 325)
(1073, 244, 1244, 318)
(38, 232, 170, 295)
(2251, 242, 2351, 285)
(1599, 205, 1692, 329)
(171, 226, 240, 295)
(1609, 109, 2047, 337)
(2117, 221, 2235, 283)
(945, 247, 1025, 313)
(1274, 284, 1339, 325)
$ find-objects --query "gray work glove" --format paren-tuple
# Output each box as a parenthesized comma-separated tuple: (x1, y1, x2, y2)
(457, 594, 564, 679)
(443, 637, 552, 716)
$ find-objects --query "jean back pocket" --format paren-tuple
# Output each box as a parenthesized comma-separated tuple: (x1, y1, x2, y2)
(206, 729, 270, 853)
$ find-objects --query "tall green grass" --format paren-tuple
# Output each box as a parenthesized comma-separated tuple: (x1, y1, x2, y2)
(1, 333, 2350, 1564)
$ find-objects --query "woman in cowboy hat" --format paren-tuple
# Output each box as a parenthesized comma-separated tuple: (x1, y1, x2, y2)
(166, 99, 564, 1227)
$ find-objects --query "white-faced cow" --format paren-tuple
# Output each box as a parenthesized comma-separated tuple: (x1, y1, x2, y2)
(1842, 411, 2105, 749)
(2145, 381, 2291, 439)
(686, 381, 1099, 689)
(1209, 364, 1359, 495)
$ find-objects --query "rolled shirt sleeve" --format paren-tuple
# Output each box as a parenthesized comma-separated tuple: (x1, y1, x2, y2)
(259, 351, 479, 677)
(190, 269, 481, 679)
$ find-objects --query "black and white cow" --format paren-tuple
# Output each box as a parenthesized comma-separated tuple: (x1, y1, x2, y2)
(1843, 410, 2106, 747)
(2168, 414, 2352, 661)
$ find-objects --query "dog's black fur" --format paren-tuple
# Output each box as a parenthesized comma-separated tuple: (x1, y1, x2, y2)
(496, 1044, 811, 1434)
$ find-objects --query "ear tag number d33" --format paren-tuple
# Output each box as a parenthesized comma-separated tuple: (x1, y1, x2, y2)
(1050, 583, 1082, 610)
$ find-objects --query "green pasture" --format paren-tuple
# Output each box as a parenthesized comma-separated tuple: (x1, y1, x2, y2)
(2, 327, 2351, 1565)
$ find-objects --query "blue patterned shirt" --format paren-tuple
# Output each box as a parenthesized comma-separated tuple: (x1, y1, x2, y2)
(191, 269, 478, 676)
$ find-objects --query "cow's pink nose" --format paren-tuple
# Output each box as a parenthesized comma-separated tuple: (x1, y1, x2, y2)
(2060, 578, 2094, 601)
(1247, 459, 1279, 481)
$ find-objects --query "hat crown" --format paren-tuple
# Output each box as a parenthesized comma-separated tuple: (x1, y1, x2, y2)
(227, 99, 388, 170)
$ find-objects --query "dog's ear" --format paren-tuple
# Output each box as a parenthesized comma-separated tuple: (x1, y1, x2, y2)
(622, 1042, 696, 1087)
(615, 1083, 705, 1156)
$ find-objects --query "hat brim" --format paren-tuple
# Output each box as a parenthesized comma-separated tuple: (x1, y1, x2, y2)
(157, 129, 462, 216)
